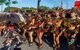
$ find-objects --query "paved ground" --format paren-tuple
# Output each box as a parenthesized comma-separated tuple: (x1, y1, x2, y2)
(0, 36, 53, 50)
(0, 35, 80, 50)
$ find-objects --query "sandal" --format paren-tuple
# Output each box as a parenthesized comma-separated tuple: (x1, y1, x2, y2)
(29, 42, 33, 47)
(38, 43, 43, 49)
(57, 44, 60, 48)
(53, 44, 56, 48)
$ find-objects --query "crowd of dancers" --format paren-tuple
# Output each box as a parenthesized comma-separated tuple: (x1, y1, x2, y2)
(0, 8, 80, 50)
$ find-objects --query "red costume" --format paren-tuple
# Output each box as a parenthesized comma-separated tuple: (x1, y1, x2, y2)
(74, 0, 80, 13)
(7, 26, 16, 31)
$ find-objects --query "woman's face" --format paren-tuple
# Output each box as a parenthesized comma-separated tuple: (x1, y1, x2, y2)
(48, 14, 51, 18)
(71, 12, 76, 18)
(62, 13, 66, 18)
(56, 20, 62, 27)
(56, 12, 59, 16)
(28, 14, 31, 17)
(69, 25, 75, 30)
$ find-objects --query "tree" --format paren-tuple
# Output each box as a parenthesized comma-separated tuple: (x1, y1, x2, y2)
(5, 0, 18, 7)
(0, 0, 6, 12)
(5, 0, 18, 11)
(4, 7, 20, 12)
(22, 7, 36, 12)
(39, 6, 49, 10)
(12, 1, 18, 4)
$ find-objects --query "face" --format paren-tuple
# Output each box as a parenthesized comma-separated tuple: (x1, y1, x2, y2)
(62, 13, 66, 18)
(69, 25, 75, 30)
(28, 14, 31, 17)
(48, 14, 51, 17)
(56, 11, 59, 16)
(71, 12, 76, 18)
(56, 20, 62, 27)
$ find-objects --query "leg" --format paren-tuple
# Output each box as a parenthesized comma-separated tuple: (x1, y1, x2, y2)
(22, 29, 26, 41)
(56, 29, 65, 48)
(53, 33, 56, 47)
(37, 32, 44, 48)
(29, 31, 33, 46)
(56, 35, 60, 48)
(0, 30, 1, 36)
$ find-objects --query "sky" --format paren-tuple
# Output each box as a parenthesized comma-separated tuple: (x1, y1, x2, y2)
(0, 0, 76, 11)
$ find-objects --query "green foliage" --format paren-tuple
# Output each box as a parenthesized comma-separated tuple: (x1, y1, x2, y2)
(0, 0, 6, 5)
(5, 2, 10, 6)
(22, 7, 36, 12)
(4, 7, 21, 12)
(5, 0, 18, 6)
(52, 7, 56, 10)
(39, 6, 50, 10)
(4, 0, 18, 11)
(12, 1, 18, 4)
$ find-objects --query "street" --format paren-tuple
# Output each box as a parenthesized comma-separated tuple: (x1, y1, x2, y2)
(0, 36, 53, 50)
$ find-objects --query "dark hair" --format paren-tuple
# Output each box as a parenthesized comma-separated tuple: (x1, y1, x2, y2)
(7, 21, 11, 26)
(65, 13, 71, 18)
